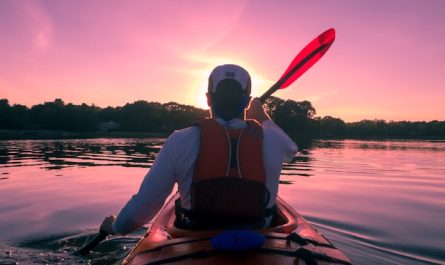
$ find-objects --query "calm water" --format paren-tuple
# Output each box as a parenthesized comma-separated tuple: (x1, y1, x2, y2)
(0, 138, 444, 264)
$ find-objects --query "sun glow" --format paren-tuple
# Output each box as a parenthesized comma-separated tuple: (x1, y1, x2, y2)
(196, 73, 210, 109)
(192, 69, 272, 109)
(184, 54, 274, 109)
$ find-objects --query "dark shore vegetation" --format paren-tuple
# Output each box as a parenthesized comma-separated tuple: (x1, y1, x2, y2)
(0, 98, 444, 140)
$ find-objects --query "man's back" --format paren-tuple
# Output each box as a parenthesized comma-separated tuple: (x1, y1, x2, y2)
(111, 118, 297, 234)
(171, 118, 297, 210)
(102, 64, 298, 235)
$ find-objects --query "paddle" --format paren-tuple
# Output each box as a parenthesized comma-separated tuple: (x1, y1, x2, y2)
(77, 230, 108, 255)
(259, 28, 336, 102)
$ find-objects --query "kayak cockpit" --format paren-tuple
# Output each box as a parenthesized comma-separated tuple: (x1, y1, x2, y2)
(166, 195, 298, 238)
(123, 193, 353, 265)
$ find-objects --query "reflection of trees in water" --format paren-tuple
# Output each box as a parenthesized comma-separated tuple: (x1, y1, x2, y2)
(2, 138, 317, 182)
(312, 140, 345, 149)
(0, 146, 9, 164)
(313, 139, 445, 152)
(0, 170, 9, 180)
(5, 138, 440, 181)
(278, 136, 317, 183)
(280, 142, 315, 183)
(0, 139, 164, 170)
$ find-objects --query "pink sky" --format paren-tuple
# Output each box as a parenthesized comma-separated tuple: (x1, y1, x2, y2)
(0, 0, 444, 122)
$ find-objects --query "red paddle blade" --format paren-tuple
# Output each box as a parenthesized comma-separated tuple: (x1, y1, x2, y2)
(279, 28, 335, 89)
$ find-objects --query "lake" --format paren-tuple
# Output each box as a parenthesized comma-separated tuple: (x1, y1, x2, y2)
(0, 138, 444, 264)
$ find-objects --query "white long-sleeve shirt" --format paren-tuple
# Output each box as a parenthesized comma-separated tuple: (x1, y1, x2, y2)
(112, 118, 298, 234)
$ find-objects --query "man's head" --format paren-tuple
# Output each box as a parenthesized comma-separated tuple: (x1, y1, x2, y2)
(206, 64, 252, 121)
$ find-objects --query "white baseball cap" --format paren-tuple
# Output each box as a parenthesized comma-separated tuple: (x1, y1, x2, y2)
(208, 64, 251, 94)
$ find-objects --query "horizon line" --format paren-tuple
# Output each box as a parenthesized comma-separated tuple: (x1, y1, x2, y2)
(1, 97, 443, 124)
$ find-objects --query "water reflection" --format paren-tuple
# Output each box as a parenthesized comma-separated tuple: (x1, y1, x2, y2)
(0, 138, 444, 265)
(0, 139, 163, 171)
(1, 229, 145, 265)
(311, 139, 445, 152)
(0, 139, 317, 180)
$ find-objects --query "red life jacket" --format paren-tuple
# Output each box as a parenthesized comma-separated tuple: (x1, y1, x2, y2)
(188, 118, 270, 227)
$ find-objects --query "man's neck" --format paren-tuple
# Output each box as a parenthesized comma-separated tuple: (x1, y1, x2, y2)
(210, 111, 245, 121)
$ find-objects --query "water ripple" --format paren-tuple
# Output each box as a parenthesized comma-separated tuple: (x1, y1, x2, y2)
(1, 138, 444, 264)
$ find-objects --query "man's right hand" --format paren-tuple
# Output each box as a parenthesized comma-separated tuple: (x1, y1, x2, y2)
(246, 98, 271, 123)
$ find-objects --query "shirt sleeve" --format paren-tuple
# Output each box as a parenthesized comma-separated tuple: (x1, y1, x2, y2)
(112, 135, 177, 235)
(262, 120, 298, 162)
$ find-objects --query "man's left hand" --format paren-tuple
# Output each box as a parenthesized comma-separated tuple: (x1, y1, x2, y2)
(100, 215, 116, 235)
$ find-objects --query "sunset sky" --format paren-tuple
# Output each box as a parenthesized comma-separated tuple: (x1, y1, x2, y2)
(1, 0, 444, 122)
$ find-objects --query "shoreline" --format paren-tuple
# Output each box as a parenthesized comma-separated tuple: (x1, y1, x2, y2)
(0, 130, 171, 140)
(1, 130, 444, 141)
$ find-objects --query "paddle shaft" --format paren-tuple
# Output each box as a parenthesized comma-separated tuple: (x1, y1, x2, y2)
(259, 43, 328, 103)
(77, 230, 108, 255)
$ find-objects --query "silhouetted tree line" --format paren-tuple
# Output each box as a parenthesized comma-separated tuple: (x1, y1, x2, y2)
(0, 98, 207, 133)
(263, 97, 444, 138)
(1, 97, 444, 138)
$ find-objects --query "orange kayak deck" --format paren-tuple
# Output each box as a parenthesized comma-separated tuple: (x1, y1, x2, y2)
(123, 193, 353, 265)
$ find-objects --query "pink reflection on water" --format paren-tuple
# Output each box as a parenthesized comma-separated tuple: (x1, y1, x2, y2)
(0, 139, 444, 264)
(279, 140, 445, 264)
(0, 165, 148, 240)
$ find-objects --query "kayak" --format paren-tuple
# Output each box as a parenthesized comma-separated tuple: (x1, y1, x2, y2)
(123, 193, 353, 265)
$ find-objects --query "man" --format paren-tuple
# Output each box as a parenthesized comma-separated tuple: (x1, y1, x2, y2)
(100, 64, 298, 234)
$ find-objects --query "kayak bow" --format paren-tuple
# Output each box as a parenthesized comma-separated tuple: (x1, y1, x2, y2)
(123, 193, 353, 265)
